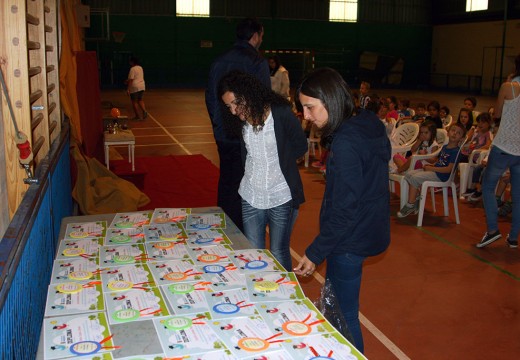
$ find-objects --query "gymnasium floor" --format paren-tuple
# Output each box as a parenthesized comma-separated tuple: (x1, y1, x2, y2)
(100, 88, 519, 360)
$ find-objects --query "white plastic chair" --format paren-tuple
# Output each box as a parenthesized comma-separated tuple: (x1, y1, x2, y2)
(416, 142, 466, 227)
(458, 149, 490, 199)
(390, 123, 419, 157)
(389, 129, 448, 209)
(304, 124, 322, 167)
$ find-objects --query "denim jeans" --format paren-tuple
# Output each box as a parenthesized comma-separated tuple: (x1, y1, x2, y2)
(482, 146, 520, 241)
(241, 199, 297, 271)
(326, 252, 366, 353)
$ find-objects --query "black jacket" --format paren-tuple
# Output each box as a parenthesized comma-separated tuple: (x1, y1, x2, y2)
(240, 104, 308, 208)
(306, 109, 391, 265)
(205, 40, 270, 143)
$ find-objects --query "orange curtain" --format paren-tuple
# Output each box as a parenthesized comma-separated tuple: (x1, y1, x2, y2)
(59, 0, 83, 143)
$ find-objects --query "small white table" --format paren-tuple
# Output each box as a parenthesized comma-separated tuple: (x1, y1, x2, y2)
(103, 129, 135, 171)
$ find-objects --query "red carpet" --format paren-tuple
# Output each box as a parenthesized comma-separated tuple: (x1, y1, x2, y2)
(112, 155, 219, 210)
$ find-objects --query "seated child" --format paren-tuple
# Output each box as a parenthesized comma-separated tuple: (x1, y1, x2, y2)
(393, 121, 439, 173)
(378, 100, 396, 138)
(398, 98, 412, 121)
(460, 112, 492, 166)
(425, 100, 443, 129)
(464, 96, 480, 125)
(412, 103, 428, 123)
(397, 122, 466, 218)
(440, 106, 452, 128)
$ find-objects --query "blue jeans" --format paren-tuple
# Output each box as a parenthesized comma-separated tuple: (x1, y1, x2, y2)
(241, 199, 297, 271)
(326, 253, 366, 353)
(482, 146, 520, 241)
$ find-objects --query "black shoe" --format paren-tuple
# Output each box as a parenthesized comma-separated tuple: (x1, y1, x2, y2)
(143, 111, 148, 119)
(462, 188, 476, 197)
(476, 231, 502, 248)
(506, 234, 518, 248)
(469, 191, 482, 202)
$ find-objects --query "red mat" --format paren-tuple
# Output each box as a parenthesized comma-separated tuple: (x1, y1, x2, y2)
(134, 155, 219, 210)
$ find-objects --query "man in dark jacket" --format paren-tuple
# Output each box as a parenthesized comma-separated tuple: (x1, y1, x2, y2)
(205, 18, 271, 231)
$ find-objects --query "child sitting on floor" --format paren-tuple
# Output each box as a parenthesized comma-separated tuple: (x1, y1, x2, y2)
(397, 122, 466, 218)
(393, 121, 439, 173)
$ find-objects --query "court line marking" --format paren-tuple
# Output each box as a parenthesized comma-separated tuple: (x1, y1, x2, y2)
(134, 133, 214, 137)
(134, 142, 215, 147)
(290, 248, 410, 360)
(148, 113, 192, 155)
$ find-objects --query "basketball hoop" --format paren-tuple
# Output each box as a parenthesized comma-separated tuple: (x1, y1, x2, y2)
(112, 31, 126, 43)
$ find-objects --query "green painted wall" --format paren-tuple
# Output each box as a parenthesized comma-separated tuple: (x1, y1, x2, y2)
(86, 16, 432, 88)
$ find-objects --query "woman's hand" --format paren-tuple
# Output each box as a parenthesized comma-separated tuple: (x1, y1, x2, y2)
(293, 254, 316, 277)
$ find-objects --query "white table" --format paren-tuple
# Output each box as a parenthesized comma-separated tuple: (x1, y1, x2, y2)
(36, 208, 251, 359)
(104, 129, 135, 171)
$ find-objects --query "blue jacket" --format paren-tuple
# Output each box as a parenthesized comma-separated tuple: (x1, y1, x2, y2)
(205, 40, 271, 143)
(240, 104, 308, 208)
(306, 109, 391, 265)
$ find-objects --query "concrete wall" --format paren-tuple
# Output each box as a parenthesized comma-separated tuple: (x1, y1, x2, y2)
(432, 19, 520, 93)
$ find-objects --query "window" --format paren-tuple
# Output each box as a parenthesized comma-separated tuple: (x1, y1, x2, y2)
(466, 0, 488, 12)
(329, 0, 358, 22)
(176, 0, 209, 17)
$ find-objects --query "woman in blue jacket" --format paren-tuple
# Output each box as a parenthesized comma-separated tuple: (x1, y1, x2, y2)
(294, 68, 391, 353)
(218, 70, 308, 271)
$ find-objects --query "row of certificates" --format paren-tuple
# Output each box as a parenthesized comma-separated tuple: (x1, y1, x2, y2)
(43, 209, 365, 360)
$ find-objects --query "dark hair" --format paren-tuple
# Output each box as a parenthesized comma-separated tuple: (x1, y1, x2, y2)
(464, 96, 477, 108)
(268, 55, 281, 76)
(365, 96, 380, 114)
(218, 70, 289, 134)
(416, 103, 426, 109)
(440, 106, 450, 115)
(129, 56, 140, 66)
(457, 108, 474, 131)
(387, 96, 398, 109)
(296, 68, 354, 139)
(427, 100, 440, 111)
(476, 112, 492, 124)
(236, 18, 263, 41)
(420, 121, 438, 147)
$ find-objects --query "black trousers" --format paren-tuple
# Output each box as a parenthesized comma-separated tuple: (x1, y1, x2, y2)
(216, 140, 244, 232)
